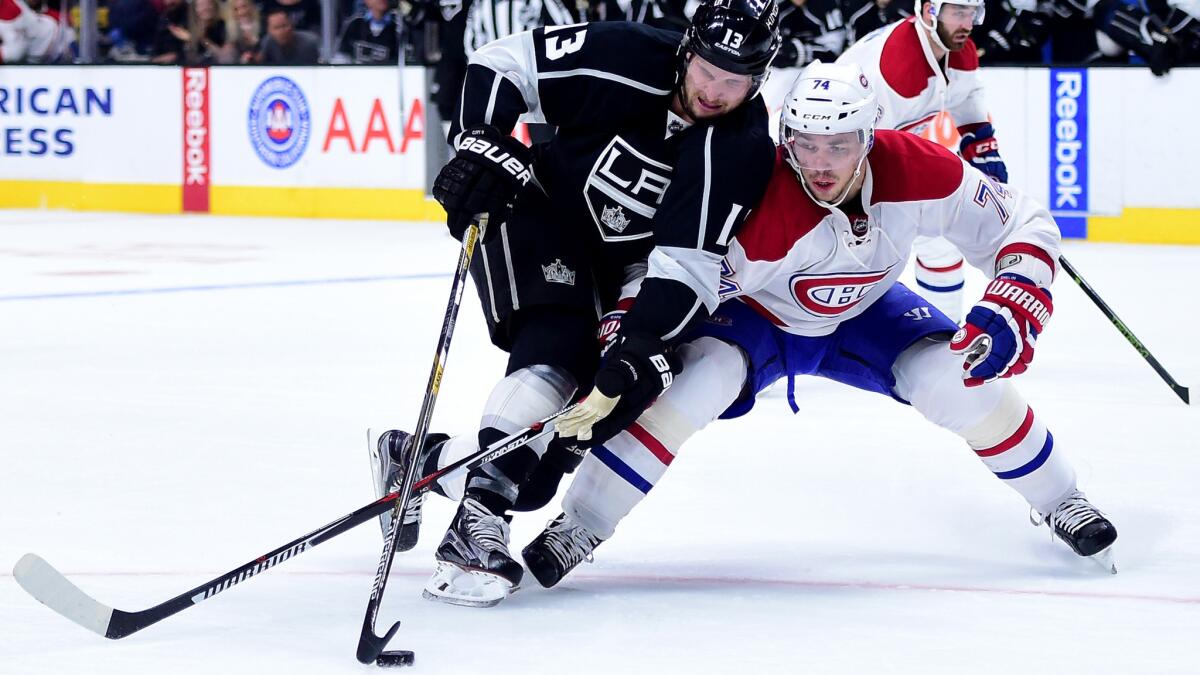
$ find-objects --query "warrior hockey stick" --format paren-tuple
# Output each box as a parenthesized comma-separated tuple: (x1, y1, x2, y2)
(1058, 254, 1189, 404)
(357, 214, 487, 667)
(12, 407, 568, 642)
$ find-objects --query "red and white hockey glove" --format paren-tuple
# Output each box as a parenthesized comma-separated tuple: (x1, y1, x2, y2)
(949, 274, 1053, 387)
(596, 297, 634, 356)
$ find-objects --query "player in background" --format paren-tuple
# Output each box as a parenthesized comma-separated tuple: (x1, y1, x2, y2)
(836, 0, 1005, 322)
(521, 62, 1118, 589)
(1089, 0, 1200, 76)
(974, 0, 1050, 65)
(369, 0, 781, 607)
(844, 0, 912, 44)
(0, 0, 71, 64)
(773, 0, 848, 68)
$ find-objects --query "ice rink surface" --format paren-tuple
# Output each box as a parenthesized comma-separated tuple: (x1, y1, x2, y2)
(1, 210, 1197, 675)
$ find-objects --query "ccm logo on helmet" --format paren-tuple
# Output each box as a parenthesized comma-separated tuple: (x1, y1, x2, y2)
(457, 136, 533, 185)
(802, 113, 833, 120)
(789, 269, 892, 316)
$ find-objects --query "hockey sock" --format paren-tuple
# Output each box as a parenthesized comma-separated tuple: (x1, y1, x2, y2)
(563, 337, 747, 538)
(463, 364, 577, 513)
(913, 236, 966, 322)
(894, 340, 1076, 513)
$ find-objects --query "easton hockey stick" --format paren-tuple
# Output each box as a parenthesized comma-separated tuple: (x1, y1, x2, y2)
(1058, 255, 1189, 404)
(12, 407, 569, 641)
(357, 214, 487, 667)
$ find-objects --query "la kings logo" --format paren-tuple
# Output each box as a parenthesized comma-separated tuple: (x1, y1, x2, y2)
(601, 205, 632, 233)
(542, 258, 576, 285)
(584, 136, 672, 242)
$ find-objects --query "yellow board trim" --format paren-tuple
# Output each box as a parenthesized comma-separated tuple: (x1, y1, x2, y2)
(0, 181, 445, 222)
(1088, 208, 1200, 245)
(0, 181, 181, 213)
(211, 185, 446, 221)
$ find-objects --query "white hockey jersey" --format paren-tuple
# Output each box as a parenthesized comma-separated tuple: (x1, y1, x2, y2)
(719, 131, 1060, 336)
(0, 0, 69, 64)
(836, 16, 987, 135)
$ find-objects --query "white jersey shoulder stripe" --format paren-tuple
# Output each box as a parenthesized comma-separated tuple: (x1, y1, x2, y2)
(537, 68, 672, 96)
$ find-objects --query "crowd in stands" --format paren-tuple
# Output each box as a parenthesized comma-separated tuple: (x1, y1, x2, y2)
(2, 0, 1198, 74)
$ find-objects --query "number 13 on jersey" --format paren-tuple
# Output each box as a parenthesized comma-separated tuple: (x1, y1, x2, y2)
(545, 24, 588, 61)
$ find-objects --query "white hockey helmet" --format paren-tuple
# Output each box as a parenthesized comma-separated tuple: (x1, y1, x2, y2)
(780, 61, 878, 139)
(780, 61, 878, 206)
(915, 0, 986, 51)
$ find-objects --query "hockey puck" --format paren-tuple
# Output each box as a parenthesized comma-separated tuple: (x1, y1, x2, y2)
(375, 651, 415, 668)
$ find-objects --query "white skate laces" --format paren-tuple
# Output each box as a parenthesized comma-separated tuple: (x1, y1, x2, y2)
(1050, 493, 1105, 535)
(402, 495, 422, 525)
(1034, 490, 1105, 535)
(540, 515, 600, 569)
(463, 500, 512, 551)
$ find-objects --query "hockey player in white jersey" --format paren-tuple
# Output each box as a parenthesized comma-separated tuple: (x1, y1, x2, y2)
(836, 0, 1005, 322)
(521, 62, 1118, 589)
(0, 0, 70, 64)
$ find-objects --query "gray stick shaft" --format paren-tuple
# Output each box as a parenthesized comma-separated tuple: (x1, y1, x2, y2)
(357, 214, 487, 664)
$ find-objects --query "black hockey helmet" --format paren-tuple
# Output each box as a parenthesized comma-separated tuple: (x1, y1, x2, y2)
(681, 0, 781, 81)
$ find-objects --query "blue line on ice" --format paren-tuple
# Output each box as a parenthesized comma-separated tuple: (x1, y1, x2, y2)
(0, 273, 454, 302)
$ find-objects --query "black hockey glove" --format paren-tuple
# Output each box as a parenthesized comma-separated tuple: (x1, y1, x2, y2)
(557, 332, 683, 448)
(433, 124, 533, 241)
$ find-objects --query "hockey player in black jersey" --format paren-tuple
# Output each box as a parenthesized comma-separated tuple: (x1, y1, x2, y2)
(368, 0, 780, 607)
(774, 0, 848, 67)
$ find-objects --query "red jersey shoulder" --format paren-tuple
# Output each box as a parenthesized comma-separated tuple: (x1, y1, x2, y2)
(737, 148, 829, 263)
(868, 131, 964, 204)
(948, 38, 980, 71)
(0, 0, 24, 20)
(878, 18, 934, 99)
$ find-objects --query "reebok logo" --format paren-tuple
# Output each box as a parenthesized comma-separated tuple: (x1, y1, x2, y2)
(1049, 69, 1088, 238)
(182, 68, 210, 212)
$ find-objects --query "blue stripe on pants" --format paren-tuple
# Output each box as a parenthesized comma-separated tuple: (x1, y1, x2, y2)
(916, 279, 965, 293)
(591, 445, 654, 494)
(995, 432, 1054, 480)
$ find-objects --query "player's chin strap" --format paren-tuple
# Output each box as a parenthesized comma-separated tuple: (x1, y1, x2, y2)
(797, 150, 870, 210)
(917, 6, 952, 53)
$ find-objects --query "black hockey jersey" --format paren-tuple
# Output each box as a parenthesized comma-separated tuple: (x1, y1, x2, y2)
(844, 0, 911, 43)
(450, 21, 775, 342)
(775, 0, 847, 67)
(337, 12, 400, 64)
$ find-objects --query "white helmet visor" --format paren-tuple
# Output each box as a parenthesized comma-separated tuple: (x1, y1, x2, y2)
(922, 0, 985, 26)
(783, 128, 870, 173)
(937, 2, 985, 25)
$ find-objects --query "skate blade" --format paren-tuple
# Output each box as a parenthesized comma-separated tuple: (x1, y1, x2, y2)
(1088, 545, 1118, 575)
(422, 562, 515, 608)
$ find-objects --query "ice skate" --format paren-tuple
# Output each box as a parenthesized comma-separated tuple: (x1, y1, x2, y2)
(522, 511, 604, 588)
(367, 428, 447, 550)
(422, 497, 523, 607)
(1038, 490, 1118, 574)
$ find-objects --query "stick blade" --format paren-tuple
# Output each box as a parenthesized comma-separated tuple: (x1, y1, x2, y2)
(14, 553, 115, 638)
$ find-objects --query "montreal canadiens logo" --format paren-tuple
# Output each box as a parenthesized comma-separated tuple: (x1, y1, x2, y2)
(248, 76, 311, 169)
(789, 269, 893, 317)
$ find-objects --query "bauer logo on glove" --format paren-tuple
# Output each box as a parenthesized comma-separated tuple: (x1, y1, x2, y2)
(455, 133, 534, 185)
(433, 124, 535, 241)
